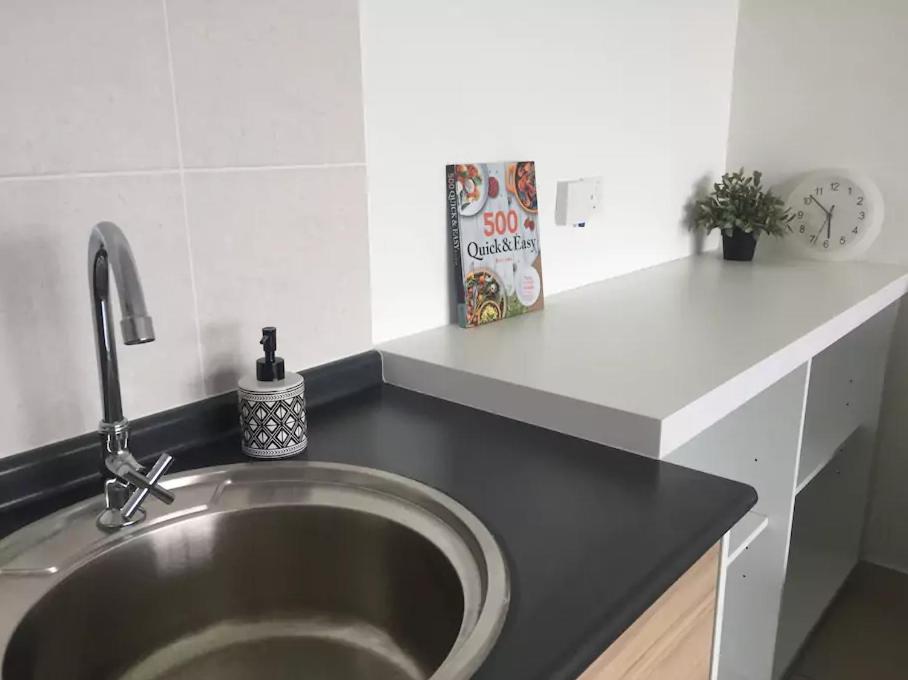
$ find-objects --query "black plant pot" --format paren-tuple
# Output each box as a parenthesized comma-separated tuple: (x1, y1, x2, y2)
(722, 230, 757, 261)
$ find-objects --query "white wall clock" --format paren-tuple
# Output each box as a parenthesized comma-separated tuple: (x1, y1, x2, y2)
(783, 169, 884, 261)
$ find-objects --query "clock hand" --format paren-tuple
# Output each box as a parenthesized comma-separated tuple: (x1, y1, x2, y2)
(813, 214, 829, 243)
(827, 204, 836, 241)
(809, 194, 832, 217)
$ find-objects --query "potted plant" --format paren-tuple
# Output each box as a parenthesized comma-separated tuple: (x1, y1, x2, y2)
(693, 169, 794, 261)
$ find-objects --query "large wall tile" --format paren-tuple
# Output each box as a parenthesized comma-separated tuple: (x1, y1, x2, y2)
(167, 0, 366, 168)
(0, 174, 204, 457)
(184, 167, 371, 394)
(0, 0, 178, 176)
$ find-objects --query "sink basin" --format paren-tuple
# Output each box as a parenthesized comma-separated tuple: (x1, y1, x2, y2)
(0, 463, 509, 680)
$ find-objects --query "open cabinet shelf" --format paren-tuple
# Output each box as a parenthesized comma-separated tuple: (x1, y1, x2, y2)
(774, 429, 876, 678)
(718, 520, 778, 680)
(728, 511, 769, 566)
(796, 425, 859, 495)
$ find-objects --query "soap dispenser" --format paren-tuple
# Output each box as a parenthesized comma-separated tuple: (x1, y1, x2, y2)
(238, 327, 307, 459)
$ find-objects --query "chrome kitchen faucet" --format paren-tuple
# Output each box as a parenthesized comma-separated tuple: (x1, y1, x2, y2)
(88, 222, 174, 530)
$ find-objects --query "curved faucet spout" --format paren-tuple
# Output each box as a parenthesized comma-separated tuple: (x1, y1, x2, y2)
(89, 222, 155, 345)
(88, 222, 155, 427)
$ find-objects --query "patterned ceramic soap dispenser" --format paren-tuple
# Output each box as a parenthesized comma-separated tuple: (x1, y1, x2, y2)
(238, 327, 307, 459)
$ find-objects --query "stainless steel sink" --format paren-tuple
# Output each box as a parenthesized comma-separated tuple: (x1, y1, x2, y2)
(0, 462, 509, 680)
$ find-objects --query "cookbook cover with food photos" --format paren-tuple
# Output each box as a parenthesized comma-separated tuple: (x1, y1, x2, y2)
(446, 161, 544, 328)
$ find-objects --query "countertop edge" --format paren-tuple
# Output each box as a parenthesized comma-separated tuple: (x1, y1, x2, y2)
(660, 271, 908, 454)
(381, 262, 908, 459)
(382, 351, 665, 457)
(547, 482, 756, 680)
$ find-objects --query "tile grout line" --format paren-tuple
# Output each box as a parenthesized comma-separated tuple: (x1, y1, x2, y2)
(0, 168, 180, 183)
(161, 0, 207, 397)
(0, 162, 367, 184)
(182, 161, 366, 174)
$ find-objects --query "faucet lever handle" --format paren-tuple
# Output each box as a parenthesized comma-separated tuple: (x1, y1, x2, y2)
(121, 453, 174, 520)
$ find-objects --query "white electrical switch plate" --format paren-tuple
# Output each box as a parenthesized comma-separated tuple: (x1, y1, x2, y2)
(555, 177, 603, 227)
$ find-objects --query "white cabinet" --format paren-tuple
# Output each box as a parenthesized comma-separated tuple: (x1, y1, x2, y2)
(771, 305, 895, 678)
(671, 365, 807, 680)
(798, 308, 894, 492)
(774, 431, 876, 677)
(667, 302, 897, 680)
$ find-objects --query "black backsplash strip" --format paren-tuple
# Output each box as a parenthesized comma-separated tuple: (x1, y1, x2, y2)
(0, 350, 382, 513)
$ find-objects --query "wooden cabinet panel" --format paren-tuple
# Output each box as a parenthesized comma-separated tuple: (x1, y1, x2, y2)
(578, 544, 720, 680)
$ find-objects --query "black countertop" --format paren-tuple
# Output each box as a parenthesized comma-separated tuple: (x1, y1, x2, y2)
(0, 374, 756, 679)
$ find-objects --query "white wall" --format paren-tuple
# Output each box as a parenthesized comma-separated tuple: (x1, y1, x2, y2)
(360, 0, 738, 342)
(0, 0, 372, 458)
(727, 0, 908, 571)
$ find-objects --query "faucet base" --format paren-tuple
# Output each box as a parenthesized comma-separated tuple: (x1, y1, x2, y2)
(97, 507, 145, 532)
(96, 477, 146, 532)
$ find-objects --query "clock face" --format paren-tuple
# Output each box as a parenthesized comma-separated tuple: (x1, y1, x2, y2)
(785, 171, 883, 260)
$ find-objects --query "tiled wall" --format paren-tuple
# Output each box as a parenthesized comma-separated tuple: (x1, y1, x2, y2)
(0, 0, 372, 458)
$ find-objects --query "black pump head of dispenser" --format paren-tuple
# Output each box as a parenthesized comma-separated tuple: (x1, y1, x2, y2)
(257, 326, 286, 381)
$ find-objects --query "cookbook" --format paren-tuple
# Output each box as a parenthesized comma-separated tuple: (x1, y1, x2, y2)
(446, 161, 545, 328)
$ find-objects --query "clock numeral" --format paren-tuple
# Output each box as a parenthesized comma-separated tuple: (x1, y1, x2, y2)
(840, 236, 847, 245)
(799, 224, 806, 233)
(830, 182, 840, 191)
(823, 239, 830, 249)
(804, 196, 812, 205)
(809, 235, 817, 244)
(848, 186, 853, 195)
(796, 210, 805, 218)
(815, 187, 824, 196)
(857, 196, 864, 206)
(853, 226, 859, 234)
(859, 211, 866, 220)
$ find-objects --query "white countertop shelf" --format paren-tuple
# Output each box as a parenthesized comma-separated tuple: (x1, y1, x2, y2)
(380, 253, 908, 458)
